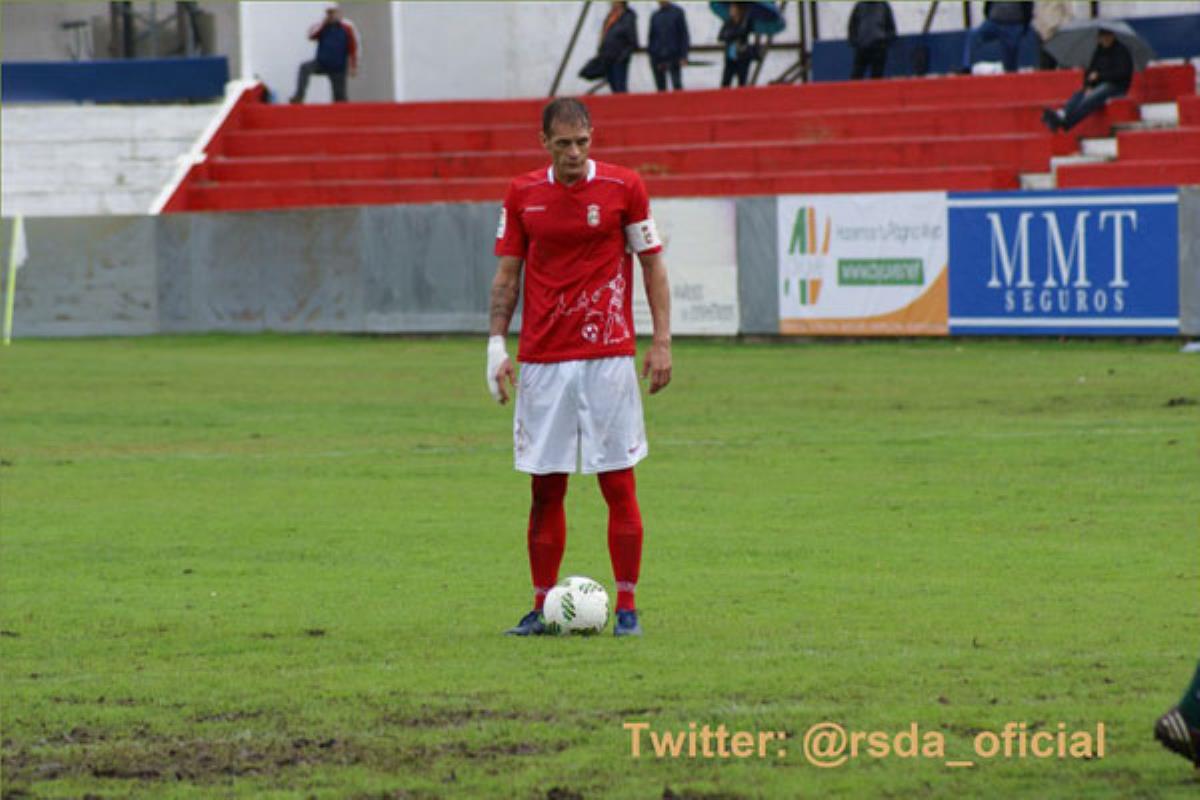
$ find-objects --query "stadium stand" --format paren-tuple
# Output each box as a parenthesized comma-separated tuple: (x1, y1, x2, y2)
(1, 103, 221, 216)
(1055, 80, 1200, 189)
(160, 63, 1196, 213)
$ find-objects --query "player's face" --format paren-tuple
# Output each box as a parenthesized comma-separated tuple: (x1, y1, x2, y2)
(541, 121, 592, 185)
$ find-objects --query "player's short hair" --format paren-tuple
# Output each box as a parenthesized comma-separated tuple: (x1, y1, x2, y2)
(542, 98, 592, 136)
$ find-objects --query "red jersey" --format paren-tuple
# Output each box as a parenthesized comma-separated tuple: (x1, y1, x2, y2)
(494, 159, 663, 364)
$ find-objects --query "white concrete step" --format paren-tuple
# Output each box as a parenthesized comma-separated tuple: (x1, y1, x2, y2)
(0, 102, 220, 217)
(1079, 137, 1118, 158)
(1020, 172, 1056, 190)
(1050, 153, 1108, 171)
(1139, 102, 1179, 125)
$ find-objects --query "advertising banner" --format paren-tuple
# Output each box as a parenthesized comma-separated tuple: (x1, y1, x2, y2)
(776, 192, 949, 336)
(633, 198, 739, 336)
(948, 189, 1179, 335)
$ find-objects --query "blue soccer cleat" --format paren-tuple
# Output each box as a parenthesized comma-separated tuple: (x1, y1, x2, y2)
(505, 609, 546, 636)
(613, 609, 642, 637)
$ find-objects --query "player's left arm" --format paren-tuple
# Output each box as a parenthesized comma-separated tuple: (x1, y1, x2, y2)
(638, 251, 671, 395)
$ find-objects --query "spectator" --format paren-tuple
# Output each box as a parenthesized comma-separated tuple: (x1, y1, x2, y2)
(598, 1, 638, 94)
(848, 1, 896, 80)
(1032, 0, 1073, 69)
(290, 3, 358, 104)
(1041, 25, 1133, 132)
(962, 1, 1032, 74)
(719, 3, 755, 88)
(648, 1, 690, 92)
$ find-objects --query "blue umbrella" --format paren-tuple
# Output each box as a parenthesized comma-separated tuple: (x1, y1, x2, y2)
(709, 2, 786, 36)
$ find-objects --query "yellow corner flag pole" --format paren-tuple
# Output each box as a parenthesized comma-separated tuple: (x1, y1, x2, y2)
(4, 215, 27, 346)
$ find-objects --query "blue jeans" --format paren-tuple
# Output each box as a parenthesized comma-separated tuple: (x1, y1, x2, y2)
(607, 59, 630, 94)
(1060, 82, 1126, 130)
(962, 20, 1026, 72)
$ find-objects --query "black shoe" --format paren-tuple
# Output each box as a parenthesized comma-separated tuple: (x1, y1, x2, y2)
(1041, 108, 1061, 132)
(613, 609, 642, 637)
(1154, 707, 1200, 767)
(505, 609, 545, 636)
(288, 96, 303, 105)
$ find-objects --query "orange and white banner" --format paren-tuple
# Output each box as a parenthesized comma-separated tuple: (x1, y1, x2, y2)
(777, 192, 948, 336)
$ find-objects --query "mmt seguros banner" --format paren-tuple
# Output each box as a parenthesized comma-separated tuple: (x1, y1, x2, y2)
(948, 189, 1179, 335)
(777, 192, 949, 336)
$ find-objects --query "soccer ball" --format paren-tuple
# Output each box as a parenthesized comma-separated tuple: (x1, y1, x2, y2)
(543, 576, 610, 635)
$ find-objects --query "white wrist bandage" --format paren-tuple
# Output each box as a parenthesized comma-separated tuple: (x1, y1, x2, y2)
(486, 335, 509, 401)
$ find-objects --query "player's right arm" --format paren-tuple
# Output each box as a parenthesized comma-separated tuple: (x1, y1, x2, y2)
(487, 255, 522, 404)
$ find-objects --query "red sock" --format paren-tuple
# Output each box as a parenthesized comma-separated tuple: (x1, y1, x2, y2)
(598, 468, 642, 612)
(528, 473, 568, 610)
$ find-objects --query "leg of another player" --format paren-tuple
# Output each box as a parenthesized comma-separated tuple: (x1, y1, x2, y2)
(598, 467, 643, 636)
(1156, 658, 1200, 767)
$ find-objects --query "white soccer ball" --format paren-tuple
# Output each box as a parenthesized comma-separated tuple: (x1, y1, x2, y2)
(543, 576, 610, 635)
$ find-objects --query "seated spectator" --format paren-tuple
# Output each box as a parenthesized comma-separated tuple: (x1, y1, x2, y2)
(1041, 25, 1133, 132)
(649, 1, 690, 92)
(848, 1, 896, 80)
(598, 1, 638, 94)
(719, 3, 755, 88)
(962, 1, 1032, 74)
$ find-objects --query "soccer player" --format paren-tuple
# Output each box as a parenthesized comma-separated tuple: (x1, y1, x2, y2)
(487, 97, 672, 638)
(1155, 659, 1200, 767)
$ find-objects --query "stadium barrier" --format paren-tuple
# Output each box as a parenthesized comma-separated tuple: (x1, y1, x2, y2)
(1, 188, 1197, 339)
(0, 57, 229, 104)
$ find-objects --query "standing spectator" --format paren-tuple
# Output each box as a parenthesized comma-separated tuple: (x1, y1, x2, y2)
(648, 1, 690, 92)
(599, 1, 638, 94)
(848, 1, 896, 80)
(719, 3, 755, 88)
(962, 1, 1032, 74)
(1032, 0, 1073, 69)
(1040, 25, 1133, 132)
(289, 3, 359, 104)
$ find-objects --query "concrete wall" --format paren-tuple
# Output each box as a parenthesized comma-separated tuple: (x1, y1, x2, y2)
(2, 192, 1195, 340)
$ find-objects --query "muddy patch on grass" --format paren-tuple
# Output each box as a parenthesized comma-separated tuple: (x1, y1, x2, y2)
(383, 707, 551, 728)
(2, 730, 569, 791)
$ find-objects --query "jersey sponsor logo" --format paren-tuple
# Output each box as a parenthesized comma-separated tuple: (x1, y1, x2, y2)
(496, 207, 506, 239)
(587, 204, 601, 228)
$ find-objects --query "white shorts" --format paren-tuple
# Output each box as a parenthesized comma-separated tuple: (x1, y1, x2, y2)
(513, 356, 648, 475)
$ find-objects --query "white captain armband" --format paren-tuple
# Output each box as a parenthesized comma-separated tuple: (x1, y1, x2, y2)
(624, 218, 662, 253)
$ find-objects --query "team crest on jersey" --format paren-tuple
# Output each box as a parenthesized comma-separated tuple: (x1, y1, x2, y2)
(586, 204, 601, 227)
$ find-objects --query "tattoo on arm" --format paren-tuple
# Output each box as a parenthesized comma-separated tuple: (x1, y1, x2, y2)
(489, 260, 521, 336)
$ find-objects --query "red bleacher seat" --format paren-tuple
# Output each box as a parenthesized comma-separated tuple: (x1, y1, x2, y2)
(162, 64, 1197, 212)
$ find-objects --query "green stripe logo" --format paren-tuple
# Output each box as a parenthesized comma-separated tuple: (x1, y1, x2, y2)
(838, 259, 924, 286)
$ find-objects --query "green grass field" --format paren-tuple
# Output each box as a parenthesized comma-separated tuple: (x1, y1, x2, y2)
(1, 335, 1197, 799)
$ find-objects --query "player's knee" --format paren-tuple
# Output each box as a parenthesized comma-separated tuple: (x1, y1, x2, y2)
(531, 473, 569, 506)
(597, 468, 637, 507)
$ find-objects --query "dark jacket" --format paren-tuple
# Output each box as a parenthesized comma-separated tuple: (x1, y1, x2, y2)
(648, 3, 690, 65)
(984, 1, 1033, 26)
(718, 13, 754, 62)
(1086, 38, 1133, 91)
(311, 20, 358, 72)
(848, 2, 896, 50)
(599, 8, 639, 64)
